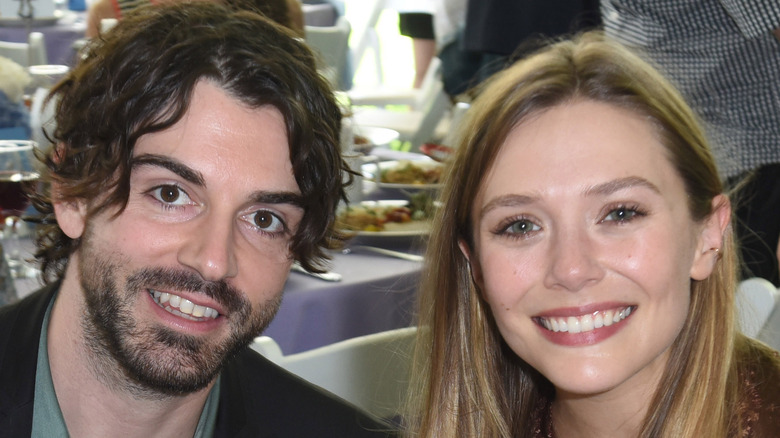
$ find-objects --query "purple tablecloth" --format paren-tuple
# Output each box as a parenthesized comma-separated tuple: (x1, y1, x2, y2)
(0, 11, 86, 66)
(264, 248, 421, 354)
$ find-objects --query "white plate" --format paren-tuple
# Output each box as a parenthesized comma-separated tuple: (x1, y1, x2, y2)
(339, 200, 431, 237)
(28, 64, 69, 76)
(353, 126, 399, 152)
(362, 159, 443, 190)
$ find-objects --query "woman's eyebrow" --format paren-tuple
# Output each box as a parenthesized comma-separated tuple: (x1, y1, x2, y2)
(479, 176, 661, 220)
(584, 176, 661, 197)
(480, 194, 537, 220)
(131, 154, 204, 186)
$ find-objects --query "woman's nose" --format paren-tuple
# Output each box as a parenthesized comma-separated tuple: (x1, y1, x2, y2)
(543, 229, 605, 292)
(177, 216, 238, 282)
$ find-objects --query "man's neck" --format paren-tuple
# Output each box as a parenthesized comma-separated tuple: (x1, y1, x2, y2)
(46, 265, 214, 438)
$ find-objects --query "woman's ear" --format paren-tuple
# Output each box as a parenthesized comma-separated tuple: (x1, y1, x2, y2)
(458, 238, 483, 289)
(690, 194, 731, 280)
(52, 183, 87, 239)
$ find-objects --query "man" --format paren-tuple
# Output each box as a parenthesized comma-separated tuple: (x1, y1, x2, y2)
(0, 3, 396, 436)
(601, 0, 780, 286)
(439, 0, 600, 97)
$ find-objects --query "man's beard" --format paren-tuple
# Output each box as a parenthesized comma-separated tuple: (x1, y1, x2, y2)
(77, 234, 282, 399)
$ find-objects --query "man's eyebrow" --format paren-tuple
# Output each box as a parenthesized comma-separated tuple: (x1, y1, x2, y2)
(132, 154, 204, 186)
(132, 153, 305, 207)
(250, 191, 305, 208)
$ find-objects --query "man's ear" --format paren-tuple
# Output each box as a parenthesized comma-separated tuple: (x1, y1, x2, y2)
(458, 238, 483, 289)
(690, 194, 731, 280)
(52, 183, 87, 239)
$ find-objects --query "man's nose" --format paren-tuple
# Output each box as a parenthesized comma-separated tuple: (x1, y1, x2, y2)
(543, 228, 605, 292)
(177, 215, 238, 282)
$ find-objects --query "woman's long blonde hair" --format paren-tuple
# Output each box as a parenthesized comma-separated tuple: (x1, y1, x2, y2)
(405, 31, 750, 437)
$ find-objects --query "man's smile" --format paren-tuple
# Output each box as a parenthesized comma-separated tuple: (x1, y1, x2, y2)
(150, 290, 220, 321)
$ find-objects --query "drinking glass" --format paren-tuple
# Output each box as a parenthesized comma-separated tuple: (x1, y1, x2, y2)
(0, 140, 40, 278)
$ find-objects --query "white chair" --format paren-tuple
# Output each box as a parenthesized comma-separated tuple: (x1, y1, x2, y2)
(0, 31, 47, 67)
(305, 16, 352, 89)
(29, 86, 57, 150)
(736, 277, 780, 338)
(348, 57, 441, 108)
(251, 326, 417, 419)
(344, 0, 385, 85)
(351, 58, 451, 151)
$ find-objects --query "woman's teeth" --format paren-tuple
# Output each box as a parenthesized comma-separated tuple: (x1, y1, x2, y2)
(151, 290, 219, 320)
(537, 306, 634, 334)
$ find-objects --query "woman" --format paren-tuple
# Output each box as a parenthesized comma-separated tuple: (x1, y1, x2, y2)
(406, 31, 780, 437)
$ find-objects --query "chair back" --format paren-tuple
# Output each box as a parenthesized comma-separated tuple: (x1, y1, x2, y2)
(737, 277, 780, 338)
(252, 326, 417, 419)
(344, 0, 384, 84)
(0, 31, 47, 67)
(305, 16, 352, 89)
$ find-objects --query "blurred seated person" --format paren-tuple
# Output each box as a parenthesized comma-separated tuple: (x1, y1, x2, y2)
(0, 56, 31, 139)
(86, 0, 304, 38)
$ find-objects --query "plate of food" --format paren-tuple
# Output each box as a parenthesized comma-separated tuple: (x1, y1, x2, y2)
(352, 126, 400, 154)
(362, 159, 444, 190)
(337, 194, 436, 237)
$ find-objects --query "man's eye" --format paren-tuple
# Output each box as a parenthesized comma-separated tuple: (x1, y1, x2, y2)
(151, 184, 192, 206)
(252, 210, 285, 232)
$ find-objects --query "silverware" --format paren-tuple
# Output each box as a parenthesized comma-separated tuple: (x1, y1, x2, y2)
(343, 245, 424, 262)
(291, 262, 342, 282)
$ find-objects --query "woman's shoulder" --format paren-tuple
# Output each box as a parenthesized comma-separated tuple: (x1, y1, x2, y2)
(736, 339, 780, 437)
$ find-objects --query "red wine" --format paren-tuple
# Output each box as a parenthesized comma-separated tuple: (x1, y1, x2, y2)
(0, 170, 39, 214)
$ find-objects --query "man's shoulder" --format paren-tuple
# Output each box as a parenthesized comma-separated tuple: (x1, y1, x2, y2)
(217, 348, 398, 437)
(0, 286, 55, 348)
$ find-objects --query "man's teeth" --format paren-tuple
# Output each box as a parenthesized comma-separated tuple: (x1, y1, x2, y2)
(539, 307, 634, 334)
(152, 290, 219, 320)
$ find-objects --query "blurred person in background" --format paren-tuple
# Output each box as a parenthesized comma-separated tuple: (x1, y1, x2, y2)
(602, 0, 780, 287)
(0, 56, 31, 139)
(438, 0, 600, 99)
(86, 0, 304, 37)
(386, 0, 436, 89)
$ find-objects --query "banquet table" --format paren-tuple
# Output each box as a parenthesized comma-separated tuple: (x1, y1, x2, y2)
(0, 11, 86, 66)
(265, 246, 421, 354)
(11, 238, 423, 355)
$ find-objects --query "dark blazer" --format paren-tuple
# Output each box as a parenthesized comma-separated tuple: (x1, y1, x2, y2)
(464, 0, 601, 55)
(0, 284, 398, 437)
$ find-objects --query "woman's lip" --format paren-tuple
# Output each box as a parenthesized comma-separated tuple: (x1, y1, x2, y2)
(533, 305, 636, 346)
(534, 301, 635, 318)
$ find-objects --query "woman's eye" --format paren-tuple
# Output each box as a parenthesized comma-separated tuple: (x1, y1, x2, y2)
(603, 206, 642, 223)
(505, 219, 540, 235)
(251, 210, 285, 233)
(151, 184, 192, 206)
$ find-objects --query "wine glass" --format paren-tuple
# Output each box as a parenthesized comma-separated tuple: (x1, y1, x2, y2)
(0, 140, 40, 279)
